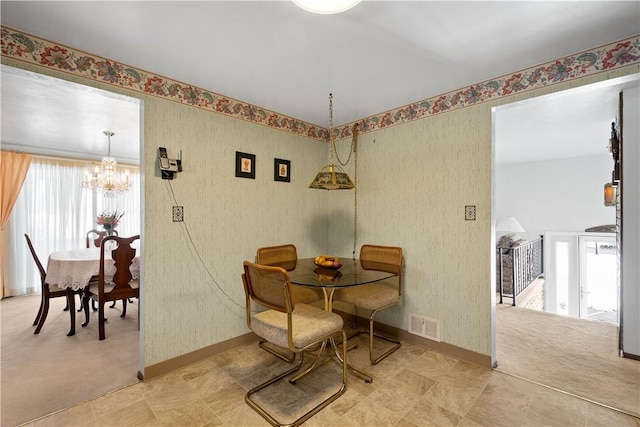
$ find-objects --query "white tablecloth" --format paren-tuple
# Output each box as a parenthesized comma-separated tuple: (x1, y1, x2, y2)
(45, 247, 140, 291)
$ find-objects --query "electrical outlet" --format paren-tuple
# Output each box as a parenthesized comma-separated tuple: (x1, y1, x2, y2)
(465, 205, 476, 221)
(172, 206, 184, 222)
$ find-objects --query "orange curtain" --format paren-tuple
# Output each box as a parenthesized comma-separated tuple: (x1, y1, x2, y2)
(1, 151, 32, 299)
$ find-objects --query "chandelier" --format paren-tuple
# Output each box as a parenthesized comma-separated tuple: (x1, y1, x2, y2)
(81, 131, 131, 198)
(309, 94, 357, 190)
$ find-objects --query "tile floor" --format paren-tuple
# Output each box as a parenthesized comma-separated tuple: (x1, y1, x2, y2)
(25, 335, 640, 427)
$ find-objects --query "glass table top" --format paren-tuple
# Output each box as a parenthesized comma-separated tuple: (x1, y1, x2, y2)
(268, 257, 400, 288)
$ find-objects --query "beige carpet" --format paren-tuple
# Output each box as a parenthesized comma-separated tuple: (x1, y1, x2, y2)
(496, 304, 640, 417)
(1, 294, 139, 427)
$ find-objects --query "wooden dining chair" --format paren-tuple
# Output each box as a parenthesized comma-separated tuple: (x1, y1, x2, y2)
(242, 261, 347, 427)
(86, 229, 131, 311)
(24, 234, 82, 334)
(333, 244, 403, 365)
(81, 235, 140, 340)
(255, 244, 323, 362)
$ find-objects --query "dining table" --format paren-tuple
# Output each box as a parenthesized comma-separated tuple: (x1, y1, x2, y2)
(45, 246, 141, 336)
(267, 257, 400, 383)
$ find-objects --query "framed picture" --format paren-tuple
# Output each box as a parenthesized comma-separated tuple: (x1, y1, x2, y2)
(235, 151, 255, 179)
(274, 158, 291, 182)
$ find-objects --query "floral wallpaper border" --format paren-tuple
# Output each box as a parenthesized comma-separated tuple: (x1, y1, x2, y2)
(2, 26, 639, 142)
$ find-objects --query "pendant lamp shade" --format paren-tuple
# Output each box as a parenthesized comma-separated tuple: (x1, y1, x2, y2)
(309, 164, 354, 190)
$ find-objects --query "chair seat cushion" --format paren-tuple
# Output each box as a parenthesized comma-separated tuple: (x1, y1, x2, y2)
(334, 282, 399, 310)
(88, 279, 139, 295)
(252, 303, 343, 349)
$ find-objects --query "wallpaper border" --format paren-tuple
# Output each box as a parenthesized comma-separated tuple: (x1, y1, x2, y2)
(2, 26, 639, 142)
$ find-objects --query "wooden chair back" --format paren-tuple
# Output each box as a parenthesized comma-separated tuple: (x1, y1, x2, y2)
(24, 233, 46, 287)
(98, 235, 140, 302)
(86, 229, 118, 248)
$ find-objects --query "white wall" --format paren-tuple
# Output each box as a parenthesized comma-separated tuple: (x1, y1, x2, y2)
(622, 86, 640, 356)
(495, 154, 615, 241)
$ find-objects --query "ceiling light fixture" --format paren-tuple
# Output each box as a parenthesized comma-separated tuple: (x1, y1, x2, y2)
(81, 131, 131, 198)
(309, 94, 356, 190)
(292, 0, 361, 14)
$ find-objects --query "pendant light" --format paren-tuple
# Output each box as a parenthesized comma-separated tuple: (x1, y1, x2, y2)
(309, 94, 356, 190)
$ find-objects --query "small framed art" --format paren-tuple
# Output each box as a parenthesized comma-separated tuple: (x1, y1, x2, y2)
(274, 158, 291, 182)
(235, 151, 256, 179)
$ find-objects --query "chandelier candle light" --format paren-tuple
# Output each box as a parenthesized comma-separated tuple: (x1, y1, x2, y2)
(81, 131, 131, 198)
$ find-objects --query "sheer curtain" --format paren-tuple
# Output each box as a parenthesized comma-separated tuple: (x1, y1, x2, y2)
(5, 157, 140, 297)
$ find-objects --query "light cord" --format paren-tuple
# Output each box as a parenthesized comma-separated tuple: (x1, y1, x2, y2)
(352, 123, 358, 259)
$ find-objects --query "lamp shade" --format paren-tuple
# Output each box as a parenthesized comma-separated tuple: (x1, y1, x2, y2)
(497, 216, 525, 233)
(309, 164, 355, 190)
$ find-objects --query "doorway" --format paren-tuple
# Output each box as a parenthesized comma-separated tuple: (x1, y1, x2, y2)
(544, 231, 618, 324)
(1, 65, 145, 424)
(492, 74, 640, 373)
(579, 234, 618, 324)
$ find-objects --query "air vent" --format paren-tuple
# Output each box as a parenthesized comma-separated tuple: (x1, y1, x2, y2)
(408, 314, 440, 342)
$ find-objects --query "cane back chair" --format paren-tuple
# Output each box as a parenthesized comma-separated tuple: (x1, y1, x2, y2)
(333, 244, 403, 365)
(242, 261, 347, 426)
(255, 244, 323, 362)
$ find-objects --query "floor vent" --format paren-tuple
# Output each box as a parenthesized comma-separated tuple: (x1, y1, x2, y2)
(408, 314, 440, 342)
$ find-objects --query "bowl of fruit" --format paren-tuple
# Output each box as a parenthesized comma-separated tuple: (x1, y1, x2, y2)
(314, 255, 342, 270)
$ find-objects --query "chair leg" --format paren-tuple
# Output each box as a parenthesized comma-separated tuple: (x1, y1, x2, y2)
(33, 294, 45, 326)
(120, 299, 128, 318)
(109, 301, 117, 308)
(81, 294, 91, 327)
(98, 302, 106, 340)
(34, 296, 50, 334)
(259, 339, 296, 363)
(76, 293, 84, 312)
(367, 312, 401, 365)
(246, 331, 348, 427)
(92, 299, 98, 312)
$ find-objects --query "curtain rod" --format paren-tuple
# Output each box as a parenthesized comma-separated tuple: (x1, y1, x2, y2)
(2, 149, 139, 168)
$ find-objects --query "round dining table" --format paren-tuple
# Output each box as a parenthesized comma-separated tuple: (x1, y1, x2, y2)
(267, 257, 400, 383)
(45, 247, 140, 336)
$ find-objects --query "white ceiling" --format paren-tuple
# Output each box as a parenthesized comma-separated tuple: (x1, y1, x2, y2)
(1, 1, 639, 165)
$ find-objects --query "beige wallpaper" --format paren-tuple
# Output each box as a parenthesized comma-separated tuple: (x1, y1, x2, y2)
(4, 55, 638, 366)
(327, 67, 640, 355)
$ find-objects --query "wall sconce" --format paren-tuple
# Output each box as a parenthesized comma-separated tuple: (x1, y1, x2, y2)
(604, 183, 617, 207)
